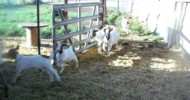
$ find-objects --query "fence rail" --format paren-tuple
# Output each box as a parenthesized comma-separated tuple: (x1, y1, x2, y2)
(54, 15, 100, 27)
(52, 2, 102, 56)
(53, 2, 100, 10)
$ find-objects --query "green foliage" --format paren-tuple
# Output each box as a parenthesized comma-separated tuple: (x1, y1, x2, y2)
(115, 16, 122, 26)
(105, 10, 120, 25)
(105, 10, 151, 36)
(0, 0, 43, 7)
(116, 28, 127, 36)
(0, 4, 53, 37)
(146, 33, 164, 41)
(0, 4, 92, 38)
(129, 17, 150, 35)
(115, 13, 131, 27)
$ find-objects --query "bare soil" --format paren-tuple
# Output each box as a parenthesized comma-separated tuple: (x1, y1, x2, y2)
(1, 34, 190, 100)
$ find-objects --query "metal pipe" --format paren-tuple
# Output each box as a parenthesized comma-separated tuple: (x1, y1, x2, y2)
(37, 0, 41, 55)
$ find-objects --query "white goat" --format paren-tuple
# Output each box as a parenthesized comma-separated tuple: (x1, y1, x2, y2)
(102, 25, 120, 57)
(89, 25, 119, 56)
(121, 16, 129, 34)
(88, 27, 110, 54)
(55, 42, 78, 73)
(12, 46, 60, 83)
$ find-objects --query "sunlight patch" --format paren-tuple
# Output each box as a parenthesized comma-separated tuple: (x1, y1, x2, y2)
(150, 58, 178, 71)
(109, 55, 141, 67)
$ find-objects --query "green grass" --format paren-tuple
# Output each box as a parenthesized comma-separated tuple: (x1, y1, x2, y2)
(0, 4, 97, 38)
(0, 4, 52, 37)
(0, 4, 162, 40)
(104, 10, 164, 41)
(145, 33, 164, 41)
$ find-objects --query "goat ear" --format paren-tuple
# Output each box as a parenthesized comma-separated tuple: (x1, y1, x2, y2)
(17, 45, 20, 48)
(15, 45, 20, 51)
(109, 28, 113, 34)
(103, 28, 107, 33)
(92, 30, 98, 37)
(59, 46, 63, 54)
(107, 32, 111, 40)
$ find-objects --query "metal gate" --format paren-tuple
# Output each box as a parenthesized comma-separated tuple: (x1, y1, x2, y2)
(52, 2, 103, 54)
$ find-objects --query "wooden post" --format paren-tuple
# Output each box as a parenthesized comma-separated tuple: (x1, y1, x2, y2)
(100, 0, 105, 28)
(19, 23, 48, 47)
(64, 0, 68, 3)
(26, 28, 38, 46)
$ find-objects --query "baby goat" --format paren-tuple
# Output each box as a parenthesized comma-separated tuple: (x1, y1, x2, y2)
(89, 25, 120, 56)
(7, 45, 19, 59)
(102, 25, 120, 57)
(121, 16, 129, 34)
(88, 27, 109, 54)
(55, 42, 78, 73)
(12, 45, 60, 83)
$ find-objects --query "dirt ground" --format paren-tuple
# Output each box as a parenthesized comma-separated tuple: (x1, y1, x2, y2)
(1, 34, 190, 100)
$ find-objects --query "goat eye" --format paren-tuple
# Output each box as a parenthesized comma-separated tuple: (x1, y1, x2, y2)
(106, 36, 108, 39)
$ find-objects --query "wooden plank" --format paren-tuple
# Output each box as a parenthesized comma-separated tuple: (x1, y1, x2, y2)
(54, 26, 99, 41)
(19, 23, 48, 28)
(54, 15, 100, 27)
(75, 41, 97, 54)
(31, 28, 38, 46)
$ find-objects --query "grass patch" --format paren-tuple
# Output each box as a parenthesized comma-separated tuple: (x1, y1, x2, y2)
(0, 4, 52, 38)
(105, 11, 164, 41)
(0, 4, 95, 38)
(145, 33, 164, 41)
(105, 10, 120, 25)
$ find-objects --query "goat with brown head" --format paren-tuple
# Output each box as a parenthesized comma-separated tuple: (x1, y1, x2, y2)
(55, 43, 78, 73)
(7, 45, 19, 59)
